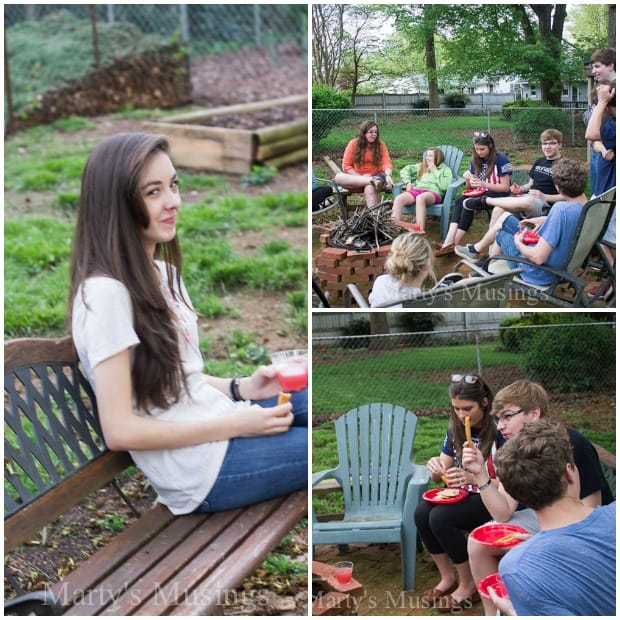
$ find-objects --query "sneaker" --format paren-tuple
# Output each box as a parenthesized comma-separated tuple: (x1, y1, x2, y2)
(455, 244, 481, 260)
(587, 281, 614, 301)
(463, 196, 488, 211)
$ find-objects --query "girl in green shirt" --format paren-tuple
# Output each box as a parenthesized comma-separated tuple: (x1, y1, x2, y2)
(392, 147, 453, 232)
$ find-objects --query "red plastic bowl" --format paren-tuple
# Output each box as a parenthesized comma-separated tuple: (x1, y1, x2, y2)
(522, 230, 540, 245)
(478, 572, 509, 599)
(470, 523, 528, 548)
(422, 488, 468, 504)
(462, 188, 485, 197)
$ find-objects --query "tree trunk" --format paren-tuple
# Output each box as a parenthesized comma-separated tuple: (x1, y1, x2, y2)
(529, 4, 566, 106)
(369, 314, 390, 350)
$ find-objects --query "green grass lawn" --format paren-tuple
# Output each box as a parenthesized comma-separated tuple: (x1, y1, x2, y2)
(315, 114, 513, 158)
(312, 342, 521, 415)
(4, 117, 307, 376)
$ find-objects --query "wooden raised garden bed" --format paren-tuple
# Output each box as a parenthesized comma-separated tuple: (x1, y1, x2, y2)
(144, 94, 307, 174)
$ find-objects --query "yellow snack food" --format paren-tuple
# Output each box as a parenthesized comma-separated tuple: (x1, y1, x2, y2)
(465, 416, 473, 447)
(277, 391, 291, 405)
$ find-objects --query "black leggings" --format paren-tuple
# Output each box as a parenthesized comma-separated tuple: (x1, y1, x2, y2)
(414, 493, 491, 564)
(449, 192, 509, 233)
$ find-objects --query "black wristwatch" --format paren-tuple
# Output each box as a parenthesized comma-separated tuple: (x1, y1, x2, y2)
(230, 376, 246, 401)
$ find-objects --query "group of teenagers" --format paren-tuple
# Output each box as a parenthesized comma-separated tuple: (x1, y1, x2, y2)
(418, 373, 615, 615)
(330, 47, 616, 308)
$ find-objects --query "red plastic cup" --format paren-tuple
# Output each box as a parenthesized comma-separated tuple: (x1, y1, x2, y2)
(270, 349, 308, 391)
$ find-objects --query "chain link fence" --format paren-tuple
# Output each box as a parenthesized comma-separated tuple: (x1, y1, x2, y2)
(312, 314, 615, 432)
(4, 4, 307, 123)
(312, 107, 589, 177)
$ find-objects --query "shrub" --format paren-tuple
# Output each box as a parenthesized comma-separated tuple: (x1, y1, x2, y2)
(502, 98, 541, 121)
(499, 314, 555, 352)
(521, 323, 615, 392)
(312, 85, 351, 145)
(511, 105, 571, 142)
(443, 93, 469, 109)
(411, 97, 429, 116)
(339, 318, 370, 349)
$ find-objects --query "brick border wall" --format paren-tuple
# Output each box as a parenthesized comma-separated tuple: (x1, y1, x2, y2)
(316, 233, 391, 304)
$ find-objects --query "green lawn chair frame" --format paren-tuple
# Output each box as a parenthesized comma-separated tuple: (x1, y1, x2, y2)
(312, 403, 430, 592)
(392, 145, 465, 241)
(468, 187, 616, 308)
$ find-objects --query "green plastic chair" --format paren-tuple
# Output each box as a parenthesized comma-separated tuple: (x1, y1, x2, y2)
(392, 145, 465, 241)
(312, 403, 430, 592)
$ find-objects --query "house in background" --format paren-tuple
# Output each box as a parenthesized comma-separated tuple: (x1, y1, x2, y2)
(355, 74, 589, 111)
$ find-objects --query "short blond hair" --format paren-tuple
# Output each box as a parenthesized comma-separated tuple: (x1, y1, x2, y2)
(492, 380, 549, 417)
(540, 128, 562, 144)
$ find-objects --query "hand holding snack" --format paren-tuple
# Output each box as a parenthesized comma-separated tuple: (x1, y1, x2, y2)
(426, 456, 448, 483)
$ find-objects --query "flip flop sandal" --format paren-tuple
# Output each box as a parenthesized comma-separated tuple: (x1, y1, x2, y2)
(432, 591, 481, 613)
(434, 243, 456, 257)
(420, 585, 457, 606)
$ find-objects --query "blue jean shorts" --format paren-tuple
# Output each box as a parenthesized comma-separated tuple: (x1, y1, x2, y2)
(496, 215, 521, 258)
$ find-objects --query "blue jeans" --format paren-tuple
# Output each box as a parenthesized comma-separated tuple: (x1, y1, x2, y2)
(194, 388, 308, 512)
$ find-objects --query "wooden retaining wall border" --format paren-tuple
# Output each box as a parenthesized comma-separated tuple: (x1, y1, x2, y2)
(145, 94, 307, 174)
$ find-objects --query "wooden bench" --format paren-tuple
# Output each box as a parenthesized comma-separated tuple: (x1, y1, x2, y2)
(5, 336, 308, 616)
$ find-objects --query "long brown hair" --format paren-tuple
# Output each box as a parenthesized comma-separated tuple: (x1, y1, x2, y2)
(353, 121, 383, 168)
(448, 373, 496, 464)
(472, 133, 498, 179)
(68, 133, 187, 413)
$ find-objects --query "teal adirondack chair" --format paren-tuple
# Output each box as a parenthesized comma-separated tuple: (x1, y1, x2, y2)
(392, 145, 465, 241)
(312, 403, 430, 592)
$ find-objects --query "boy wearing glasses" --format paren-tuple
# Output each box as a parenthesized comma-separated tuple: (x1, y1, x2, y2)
(462, 380, 613, 616)
(455, 129, 565, 262)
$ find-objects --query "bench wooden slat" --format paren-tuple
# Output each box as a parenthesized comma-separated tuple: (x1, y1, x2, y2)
(93, 510, 242, 616)
(137, 495, 291, 615)
(5, 336, 78, 367)
(49, 503, 177, 610)
(5, 451, 133, 550)
(170, 489, 308, 616)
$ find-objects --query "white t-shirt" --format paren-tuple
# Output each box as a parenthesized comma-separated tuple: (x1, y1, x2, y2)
(71, 262, 234, 514)
(368, 274, 422, 307)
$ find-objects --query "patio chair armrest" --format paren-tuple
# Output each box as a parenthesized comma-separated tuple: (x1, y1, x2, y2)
(344, 283, 370, 308)
(444, 177, 465, 202)
(401, 467, 430, 522)
(489, 254, 577, 283)
(392, 181, 404, 198)
(312, 468, 339, 488)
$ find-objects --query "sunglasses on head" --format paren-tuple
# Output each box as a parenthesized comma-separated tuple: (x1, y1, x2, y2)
(473, 132, 489, 138)
(451, 374, 480, 384)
